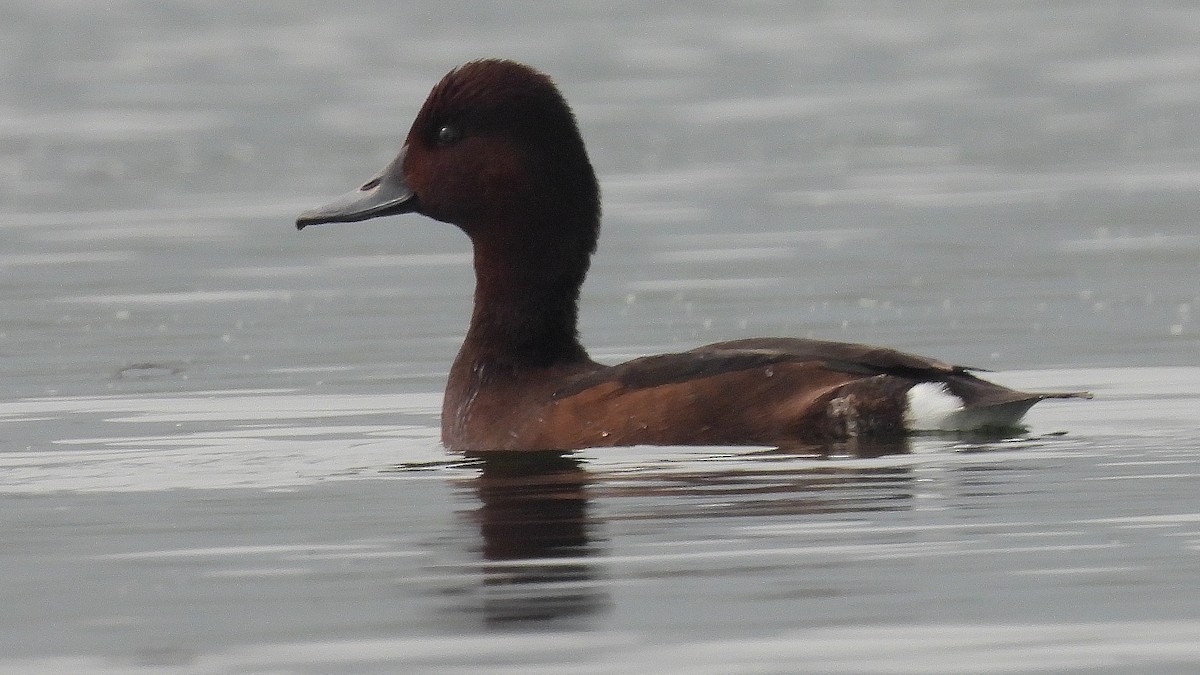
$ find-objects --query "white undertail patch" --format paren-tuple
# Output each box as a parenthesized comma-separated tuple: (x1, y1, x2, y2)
(903, 382, 965, 431)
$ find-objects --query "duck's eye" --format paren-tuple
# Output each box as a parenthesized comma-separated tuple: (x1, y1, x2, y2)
(435, 124, 462, 146)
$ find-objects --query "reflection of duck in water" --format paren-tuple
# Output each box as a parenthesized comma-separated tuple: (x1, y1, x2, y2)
(298, 59, 1089, 452)
(471, 451, 605, 625)
(465, 449, 923, 626)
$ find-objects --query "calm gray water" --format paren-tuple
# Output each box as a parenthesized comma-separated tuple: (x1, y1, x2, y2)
(2, 2, 1199, 672)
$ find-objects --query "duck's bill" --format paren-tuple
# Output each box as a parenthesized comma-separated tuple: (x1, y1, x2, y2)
(296, 148, 418, 229)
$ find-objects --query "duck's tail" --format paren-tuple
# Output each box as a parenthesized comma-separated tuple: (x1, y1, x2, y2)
(906, 382, 1091, 433)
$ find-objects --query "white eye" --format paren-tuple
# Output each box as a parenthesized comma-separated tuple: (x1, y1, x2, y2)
(436, 124, 462, 146)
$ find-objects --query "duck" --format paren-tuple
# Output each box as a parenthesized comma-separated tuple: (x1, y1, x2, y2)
(297, 59, 1089, 452)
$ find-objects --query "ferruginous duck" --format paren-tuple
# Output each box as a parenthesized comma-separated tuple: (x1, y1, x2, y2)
(297, 59, 1089, 452)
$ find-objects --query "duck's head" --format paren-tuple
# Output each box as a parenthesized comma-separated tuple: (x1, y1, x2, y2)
(297, 59, 600, 260)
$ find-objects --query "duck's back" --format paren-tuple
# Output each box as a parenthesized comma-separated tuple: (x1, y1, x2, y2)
(691, 337, 1088, 431)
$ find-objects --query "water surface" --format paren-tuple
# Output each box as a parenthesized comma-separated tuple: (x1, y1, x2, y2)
(2, 2, 1199, 672)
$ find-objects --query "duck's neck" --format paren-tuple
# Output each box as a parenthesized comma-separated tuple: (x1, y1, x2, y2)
(457, 228, 593, 374)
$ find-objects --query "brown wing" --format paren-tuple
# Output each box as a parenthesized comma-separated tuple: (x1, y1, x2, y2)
(692, 337, 968, 376)
(525, 339, 1089, 449)
(551, 349, 795, 400)
(555, 338, 1075, 405)
(693, 337, 1090, 407)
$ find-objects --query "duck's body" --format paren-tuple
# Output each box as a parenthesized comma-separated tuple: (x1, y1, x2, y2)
(441, 337, 1081, 451)
(297, 59, 1088, 452)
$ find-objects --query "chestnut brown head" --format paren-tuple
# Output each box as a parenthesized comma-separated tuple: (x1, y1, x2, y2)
(297, 59, 600, 261)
